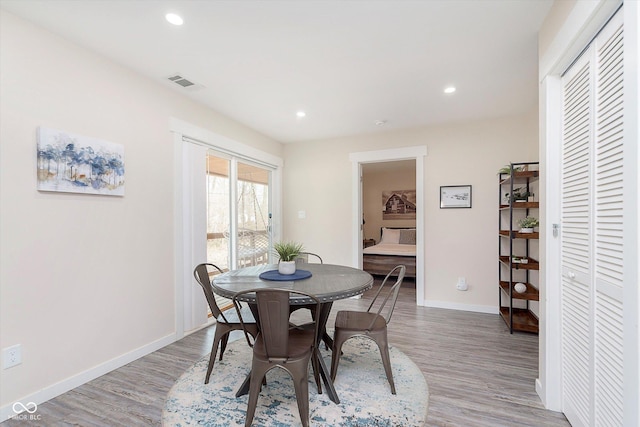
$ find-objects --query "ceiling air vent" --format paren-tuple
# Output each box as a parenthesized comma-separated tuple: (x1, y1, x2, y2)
(168, 74, 194, 87)
(166, 73, 204, 91)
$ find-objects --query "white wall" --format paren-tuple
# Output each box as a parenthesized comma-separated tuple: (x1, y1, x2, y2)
(283, 111, 538, 310)
(0, 10, 282, 413)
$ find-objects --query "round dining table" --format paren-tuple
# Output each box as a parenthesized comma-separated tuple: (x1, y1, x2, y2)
(212, 263, 373, 404)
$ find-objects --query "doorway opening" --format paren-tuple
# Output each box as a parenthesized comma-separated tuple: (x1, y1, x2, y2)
(349, 146, 427, 306)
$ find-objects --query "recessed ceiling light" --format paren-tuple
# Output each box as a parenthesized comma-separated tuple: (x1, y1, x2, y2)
(296, 111, 306, 118)
(444, 86, 456, 94)
(375, 120, 387, 126)
(166, 13, 184, 26)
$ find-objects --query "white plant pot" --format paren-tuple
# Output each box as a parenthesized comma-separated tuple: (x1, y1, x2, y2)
(519, 227, 534, 233)
(278, 260, 296, 275)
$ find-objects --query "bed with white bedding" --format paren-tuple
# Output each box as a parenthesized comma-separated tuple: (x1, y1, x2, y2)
(363, 227, 416, 277)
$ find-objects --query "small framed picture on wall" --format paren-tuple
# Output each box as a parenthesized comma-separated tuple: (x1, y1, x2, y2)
(440, 185, 472, 209)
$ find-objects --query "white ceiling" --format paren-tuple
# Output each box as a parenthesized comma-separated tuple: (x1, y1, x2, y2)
(0, 0, 553, 143)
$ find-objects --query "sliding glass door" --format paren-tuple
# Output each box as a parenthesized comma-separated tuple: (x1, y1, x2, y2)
(235, 160, 271, 268)
(206, 151, 272, 273)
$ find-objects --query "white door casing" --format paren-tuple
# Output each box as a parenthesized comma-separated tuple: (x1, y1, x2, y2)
(349, 146, 427, 306)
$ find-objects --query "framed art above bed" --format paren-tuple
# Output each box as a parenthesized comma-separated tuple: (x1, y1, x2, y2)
(382, 189, 417, 220)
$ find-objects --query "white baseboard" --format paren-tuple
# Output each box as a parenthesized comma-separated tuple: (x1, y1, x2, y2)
(422, 299, 499, 314)
(536, 378, 544, 404)
(0, 333, 176, 422)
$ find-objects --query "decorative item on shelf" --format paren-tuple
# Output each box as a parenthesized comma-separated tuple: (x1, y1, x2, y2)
(517, 216, 539, 233)
(511, 256, 529, 264)
(505, 187, 531, 203)
(273, 241, 304, 275)
(497, 165, 523, 175)
(527, 193, 535, 202)
(514, 282, 527, 293)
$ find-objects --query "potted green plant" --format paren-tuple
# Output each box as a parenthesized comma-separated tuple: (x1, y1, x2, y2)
(273, 241, 304, 275)
(517, 216, 539, 233)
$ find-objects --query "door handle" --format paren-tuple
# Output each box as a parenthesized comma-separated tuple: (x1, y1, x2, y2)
(568, 271, 575, 279)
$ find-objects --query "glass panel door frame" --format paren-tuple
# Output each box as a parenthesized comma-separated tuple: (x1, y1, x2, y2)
(233, 158, 272, 269)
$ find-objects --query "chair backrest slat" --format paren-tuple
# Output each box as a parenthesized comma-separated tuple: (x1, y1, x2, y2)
(256, 291, 291, 357)
(193, 263, 226, 320)
(233, 288, 321, 360)
(366, 265, 406, 327)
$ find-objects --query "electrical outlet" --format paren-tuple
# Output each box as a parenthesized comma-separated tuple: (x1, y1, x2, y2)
(456, 277, 468, 291)
(3, 344, 21, 369)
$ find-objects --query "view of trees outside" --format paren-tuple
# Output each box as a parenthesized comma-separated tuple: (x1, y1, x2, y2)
(206, 171, 231, 271)
(206, 154, 270, 273)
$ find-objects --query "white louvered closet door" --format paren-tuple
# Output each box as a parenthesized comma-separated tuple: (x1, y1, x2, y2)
(593, 13, 624, 426)
(561, 50, 592, 427)
(560, 9, 624, 427)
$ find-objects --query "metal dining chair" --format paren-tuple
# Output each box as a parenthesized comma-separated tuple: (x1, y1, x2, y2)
(233, 288, 322, 427)
(330, 264, 406, 394)
(294, 251, 323, 266)
(193, 263, 258, 384)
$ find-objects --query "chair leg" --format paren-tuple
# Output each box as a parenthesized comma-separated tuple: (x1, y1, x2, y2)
(205, 327, 224, 384)
(311, 348, 322, 394)
(291, 361, 311, 427)
(374, 335, 396, 394)
(330, 332, 348, 382)
(245, 363, 267, 427)
(219, 334, 230, 360)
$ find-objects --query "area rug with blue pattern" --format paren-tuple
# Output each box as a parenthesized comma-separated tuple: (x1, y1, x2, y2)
(163, 335, 429, 426)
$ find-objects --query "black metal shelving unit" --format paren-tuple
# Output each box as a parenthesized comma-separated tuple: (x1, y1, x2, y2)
(498, 162, 540, 333)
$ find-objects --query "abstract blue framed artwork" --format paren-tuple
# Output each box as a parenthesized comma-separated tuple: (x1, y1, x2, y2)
(37, 127, 125, 196)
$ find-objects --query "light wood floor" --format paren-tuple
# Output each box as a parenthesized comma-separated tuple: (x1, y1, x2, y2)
(5, 281, 570, 426)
